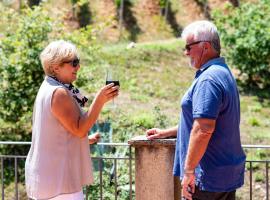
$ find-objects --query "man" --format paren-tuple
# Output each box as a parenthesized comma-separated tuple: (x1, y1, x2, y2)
(146, 20, 246, 200)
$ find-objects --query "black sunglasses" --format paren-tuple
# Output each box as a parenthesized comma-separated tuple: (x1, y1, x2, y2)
(184, 41, 210, 51)
(63, 58, 80, 68)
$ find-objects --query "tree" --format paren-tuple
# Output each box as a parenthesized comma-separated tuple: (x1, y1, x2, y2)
(214, 0, 270, 89)
(229, 0, 239, 7)
(28, 0, 41, 8)
(0, 6, 52, 143)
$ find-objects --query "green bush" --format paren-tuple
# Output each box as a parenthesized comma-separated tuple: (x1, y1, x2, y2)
(214, 0, 270, 89)
(159, 0, 167, 9)
(70, 0, 91, 27)
(0, 4, 100, 142)
(0, 6, 52, 142)
(0, 4, 100, 187)
(248, 117, 260, 127)
(0, 6, 52, 186)
(132, 113, 155, 129)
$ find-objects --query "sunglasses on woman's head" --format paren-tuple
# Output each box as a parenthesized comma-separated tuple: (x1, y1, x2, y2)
(63, 58, 80, 68)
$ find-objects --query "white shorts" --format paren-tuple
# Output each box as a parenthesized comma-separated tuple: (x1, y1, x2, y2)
(49, 190, 84, 200)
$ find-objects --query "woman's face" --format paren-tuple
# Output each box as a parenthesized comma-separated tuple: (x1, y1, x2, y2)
(56, 57, 80, 84)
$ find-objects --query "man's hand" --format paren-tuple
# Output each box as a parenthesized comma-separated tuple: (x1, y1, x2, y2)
(181, 173, 195, 200)
(146, 126, 178, 140)
(146, 128, 166, 140)
(88, 132, 101, 144)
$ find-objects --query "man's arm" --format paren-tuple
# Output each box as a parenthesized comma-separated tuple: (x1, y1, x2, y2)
(146, 126, 178, 140)
(185, 118, 216, 170)
(181, 118, 216, 199)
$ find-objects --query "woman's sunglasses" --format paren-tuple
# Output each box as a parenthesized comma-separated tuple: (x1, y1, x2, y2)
(63, 58, 80, 68)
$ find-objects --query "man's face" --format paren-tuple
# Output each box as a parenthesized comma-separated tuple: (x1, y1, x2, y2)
(184, 37, 206, 70)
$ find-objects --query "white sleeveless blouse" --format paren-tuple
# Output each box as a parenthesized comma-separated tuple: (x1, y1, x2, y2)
(25, 76, 93, 199)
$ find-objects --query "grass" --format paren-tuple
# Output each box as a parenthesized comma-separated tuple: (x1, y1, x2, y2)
(78, 39, 191, 127)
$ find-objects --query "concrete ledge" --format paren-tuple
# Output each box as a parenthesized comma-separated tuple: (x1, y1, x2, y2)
(128, 135, 176, 147)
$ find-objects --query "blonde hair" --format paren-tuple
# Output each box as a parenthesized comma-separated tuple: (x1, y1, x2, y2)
(40, 40, 79, 76)
(182, 20, 221, 54)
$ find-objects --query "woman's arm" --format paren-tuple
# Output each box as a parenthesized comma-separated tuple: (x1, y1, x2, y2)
(51, 83, 119, 138)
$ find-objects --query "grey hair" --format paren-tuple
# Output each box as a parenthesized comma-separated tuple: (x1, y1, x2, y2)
(40, 40, 79, 76)
(181, 20, 221, 54)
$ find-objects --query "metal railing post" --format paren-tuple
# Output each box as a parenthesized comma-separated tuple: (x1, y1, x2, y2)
(249, 162, 253, 200)
(99, 158, 103, 200)
(114, 159, 117, 200)
(15, 157, 18, 200)
(266, 162, 269, 200)
(129, 145, 132, 200)
(1, 158, 4, 200)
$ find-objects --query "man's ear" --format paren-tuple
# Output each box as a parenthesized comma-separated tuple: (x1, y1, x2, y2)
(204, 42, 211, 50)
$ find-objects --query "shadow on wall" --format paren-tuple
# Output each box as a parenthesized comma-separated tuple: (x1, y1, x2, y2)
(161, 1, 182, 37)
(194, 0, 212, 20)
(28, 0, 40, 8)
(229, 0, 239, 7)
(194, 0, 240, 19)
(119, 1, 141, 41)
(77, 2, 92, 28)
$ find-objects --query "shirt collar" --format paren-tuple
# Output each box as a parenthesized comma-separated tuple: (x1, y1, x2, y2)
(195, 57, 226, 78)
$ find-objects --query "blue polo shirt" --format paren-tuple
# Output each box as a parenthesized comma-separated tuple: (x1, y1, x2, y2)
(173, 57, 246, 192)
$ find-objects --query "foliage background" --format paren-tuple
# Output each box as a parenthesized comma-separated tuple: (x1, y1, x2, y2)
(214, 0, 270, 90)
(0, 0, 270, 199)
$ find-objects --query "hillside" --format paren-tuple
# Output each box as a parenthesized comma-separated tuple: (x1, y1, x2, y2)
(89, 0, 255, 42)
(5, 0, 254, 43)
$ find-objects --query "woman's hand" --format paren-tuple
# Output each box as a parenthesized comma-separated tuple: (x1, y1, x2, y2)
(88, 132, 101, 144)
(95, 83, 119, 105)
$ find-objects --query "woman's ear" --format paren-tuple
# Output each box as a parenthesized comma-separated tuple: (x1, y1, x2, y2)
(52, 64, 60, 75)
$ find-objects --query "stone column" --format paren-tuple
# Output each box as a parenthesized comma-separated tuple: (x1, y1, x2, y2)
(128, 135, 181, 200)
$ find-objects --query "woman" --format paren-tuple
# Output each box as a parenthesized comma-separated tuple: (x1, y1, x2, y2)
(25, 40, 119, 199)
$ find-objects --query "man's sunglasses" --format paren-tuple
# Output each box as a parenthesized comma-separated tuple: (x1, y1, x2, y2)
(184, 41, 210, 51)
(63, 58, 80, 68)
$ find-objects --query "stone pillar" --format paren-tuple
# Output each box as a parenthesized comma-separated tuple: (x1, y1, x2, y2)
(128, 135, 181, 200)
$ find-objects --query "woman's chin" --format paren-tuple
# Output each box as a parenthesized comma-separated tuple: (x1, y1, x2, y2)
(72, 74, 77, 81)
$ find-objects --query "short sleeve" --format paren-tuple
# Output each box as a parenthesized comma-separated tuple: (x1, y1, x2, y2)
(192, 80, 223, 119)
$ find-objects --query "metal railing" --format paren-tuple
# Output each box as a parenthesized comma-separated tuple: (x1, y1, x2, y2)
(0, 142, 269, 200)
(0, 142, 134, 200)
(241, 144, 270, 200)
(85, 143, 133, 200)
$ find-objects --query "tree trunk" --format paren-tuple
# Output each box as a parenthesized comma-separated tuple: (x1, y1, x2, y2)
(27, 0, 40, 8)
(229, 0, 239, 7)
